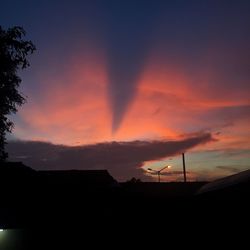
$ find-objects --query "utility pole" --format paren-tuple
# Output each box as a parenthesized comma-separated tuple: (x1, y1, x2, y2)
(182, 153, 187, 182)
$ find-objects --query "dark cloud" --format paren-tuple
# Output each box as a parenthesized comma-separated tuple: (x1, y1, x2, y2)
(7, 133, 212, 181)
(192, 105, 250, 132)
(147, 170, 202, 182)
(149, 170, 189, 177)
(216, 149, 250, 159)
(206, 105, 250, 124)
(160, 171, 190, 176)
(216, 166, 240, 173)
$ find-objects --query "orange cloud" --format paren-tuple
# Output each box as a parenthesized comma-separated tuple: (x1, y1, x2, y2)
(114, 52, 250, 152)
(15, 49, 112, 145)
(13, 43, 250, 158)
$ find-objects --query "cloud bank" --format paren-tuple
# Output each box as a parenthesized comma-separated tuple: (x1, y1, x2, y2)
(7, 133, 212, 181)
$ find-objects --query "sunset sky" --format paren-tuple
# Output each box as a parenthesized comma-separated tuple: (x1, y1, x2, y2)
(1, 0, 250, 181)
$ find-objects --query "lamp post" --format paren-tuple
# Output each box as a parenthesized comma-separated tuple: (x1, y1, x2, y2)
(148, 166, 171, 182)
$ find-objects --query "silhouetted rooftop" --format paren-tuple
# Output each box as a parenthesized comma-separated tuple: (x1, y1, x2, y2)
(0, 161, 35, 172)
(0, 161, 118, 187)
(0, 162, 36, 181)
(38, 169, 118, 187)
(197, 169, 250, 195)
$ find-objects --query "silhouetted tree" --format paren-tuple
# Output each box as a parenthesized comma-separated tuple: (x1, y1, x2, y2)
(0, 26, 35, 161)
(126, 177, 142, 184)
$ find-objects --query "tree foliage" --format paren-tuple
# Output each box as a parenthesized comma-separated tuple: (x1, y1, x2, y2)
(0, 26, 35, 161)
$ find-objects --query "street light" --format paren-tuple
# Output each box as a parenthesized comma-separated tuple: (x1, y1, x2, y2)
(147, 166, 171, 183)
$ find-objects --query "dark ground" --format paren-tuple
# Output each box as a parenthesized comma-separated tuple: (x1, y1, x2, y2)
(0, 163, 249, 249)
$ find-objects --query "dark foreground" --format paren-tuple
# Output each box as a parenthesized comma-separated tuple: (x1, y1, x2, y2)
(0, 163, 249, 249)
